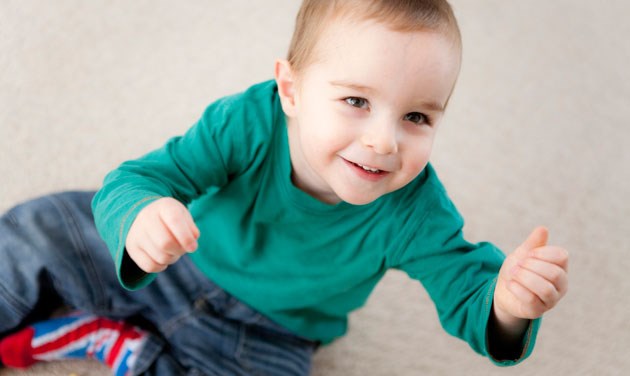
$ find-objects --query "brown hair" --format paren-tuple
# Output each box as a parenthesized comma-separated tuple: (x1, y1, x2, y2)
(287, 0, 462, 74)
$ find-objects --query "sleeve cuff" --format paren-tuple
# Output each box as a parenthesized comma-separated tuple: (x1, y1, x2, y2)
(483, 278, 543, 366)
(120, 249, 157, 290)
(488, 317, 542, 366)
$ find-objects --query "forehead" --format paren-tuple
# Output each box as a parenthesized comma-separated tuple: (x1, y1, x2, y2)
(305, 18, 461, 105)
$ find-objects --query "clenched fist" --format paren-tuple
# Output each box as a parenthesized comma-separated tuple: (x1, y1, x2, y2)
(493, 227, 569, 330)
(125, 197, 200, 273)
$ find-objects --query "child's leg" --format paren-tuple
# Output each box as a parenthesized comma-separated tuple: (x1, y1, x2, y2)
(162, 275, 319, 376)
(0, 191, 317, 375)
(0, 192, 210, 375)
(0, 192, 109, 333)
(0, 312, 146, 376)
(0, 192, 154, 373)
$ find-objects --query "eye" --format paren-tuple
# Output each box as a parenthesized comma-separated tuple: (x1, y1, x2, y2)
(404, 112, 430, 125)
(344, 97, 369, 109)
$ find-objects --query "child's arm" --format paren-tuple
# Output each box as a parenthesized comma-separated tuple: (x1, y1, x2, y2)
(92, 116, 229, 289)
(392, 167, 568, 365)
(490, 227, 569, 358)
(92, 83, 277, 289)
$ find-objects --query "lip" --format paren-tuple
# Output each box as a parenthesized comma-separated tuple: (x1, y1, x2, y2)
(341, 157, 390, 182)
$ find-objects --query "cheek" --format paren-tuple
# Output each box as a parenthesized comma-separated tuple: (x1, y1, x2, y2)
(401, 138, 434, 174)
(302, 110, 348, 151)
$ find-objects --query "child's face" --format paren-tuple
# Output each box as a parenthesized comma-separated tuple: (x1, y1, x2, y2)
(280, 18, 460, 205)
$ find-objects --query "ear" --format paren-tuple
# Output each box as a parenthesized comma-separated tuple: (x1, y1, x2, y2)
(274, 59, 298, 117)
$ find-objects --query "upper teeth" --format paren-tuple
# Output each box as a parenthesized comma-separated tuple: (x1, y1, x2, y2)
(358, 163, 380, 173)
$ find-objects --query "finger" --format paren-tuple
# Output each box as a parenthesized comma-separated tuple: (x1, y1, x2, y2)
(136, 227, 181, 267)
(511, 264, 560, 308)
(143, 241, 181, 266)
(506, 280, 544, 319)
(180, 207, 200, 244)
(517, 226, 548, 253)
(126, 245, 168, 273)
(143, 224, 182, 257)
(188, 213, 200, 239)
(159, 206, 199, 253)
(530, 246, 569, 271)
(519, 258, 569, 296)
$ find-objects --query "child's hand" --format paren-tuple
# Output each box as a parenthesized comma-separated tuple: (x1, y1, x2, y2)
(493, 227, 569, 329)
(125, 197, 200, 273)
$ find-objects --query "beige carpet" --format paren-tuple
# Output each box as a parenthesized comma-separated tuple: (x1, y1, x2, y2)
(1, 0, 628, 375)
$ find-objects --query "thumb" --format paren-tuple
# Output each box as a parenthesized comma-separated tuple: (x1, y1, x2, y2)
(518, 226, 549, 253)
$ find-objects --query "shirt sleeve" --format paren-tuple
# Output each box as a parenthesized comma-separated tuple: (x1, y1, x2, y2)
(91, 90, 267, 290)
(389, 180, 541, 366)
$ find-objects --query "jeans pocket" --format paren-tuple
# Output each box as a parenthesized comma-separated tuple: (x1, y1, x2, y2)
(219, 296, 265, 326)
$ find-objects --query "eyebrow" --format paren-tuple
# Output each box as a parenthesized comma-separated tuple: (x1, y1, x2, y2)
(330, 80, 375, 94)
(329, 80, 445, 112)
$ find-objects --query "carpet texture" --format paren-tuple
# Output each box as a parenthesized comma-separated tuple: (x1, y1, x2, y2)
(1, 1, 628, 375)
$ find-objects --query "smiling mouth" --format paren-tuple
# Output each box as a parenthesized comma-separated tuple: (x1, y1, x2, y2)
(351, 161, 382, 174)
(344, 158, 388, 175)
(340, 156, 391, 178)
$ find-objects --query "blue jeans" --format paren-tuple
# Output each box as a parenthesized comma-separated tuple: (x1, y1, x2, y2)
(0, 191, 318, 375)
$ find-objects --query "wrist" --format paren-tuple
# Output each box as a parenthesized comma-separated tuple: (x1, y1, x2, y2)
(487, 302, 531, 361)
(492, 301, 529, 338)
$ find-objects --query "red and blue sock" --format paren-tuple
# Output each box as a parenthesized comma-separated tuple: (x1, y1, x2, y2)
(0, 313, 146, 376)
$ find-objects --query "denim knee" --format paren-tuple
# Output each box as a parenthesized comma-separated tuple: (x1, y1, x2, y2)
(0, 191, 111, 331)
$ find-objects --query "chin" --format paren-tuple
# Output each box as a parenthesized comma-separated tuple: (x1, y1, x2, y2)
(337, 190, 384, 206)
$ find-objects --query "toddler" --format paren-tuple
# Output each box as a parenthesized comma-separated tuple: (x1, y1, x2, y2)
(0, 0, 568, 375)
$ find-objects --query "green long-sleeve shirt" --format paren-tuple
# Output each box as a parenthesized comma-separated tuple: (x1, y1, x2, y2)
(92, 80, 540, 365)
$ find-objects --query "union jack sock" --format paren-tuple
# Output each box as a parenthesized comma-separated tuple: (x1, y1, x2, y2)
(0, 313, 147, 376)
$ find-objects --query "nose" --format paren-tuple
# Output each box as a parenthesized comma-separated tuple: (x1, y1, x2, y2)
(360, 121, 398, 155)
